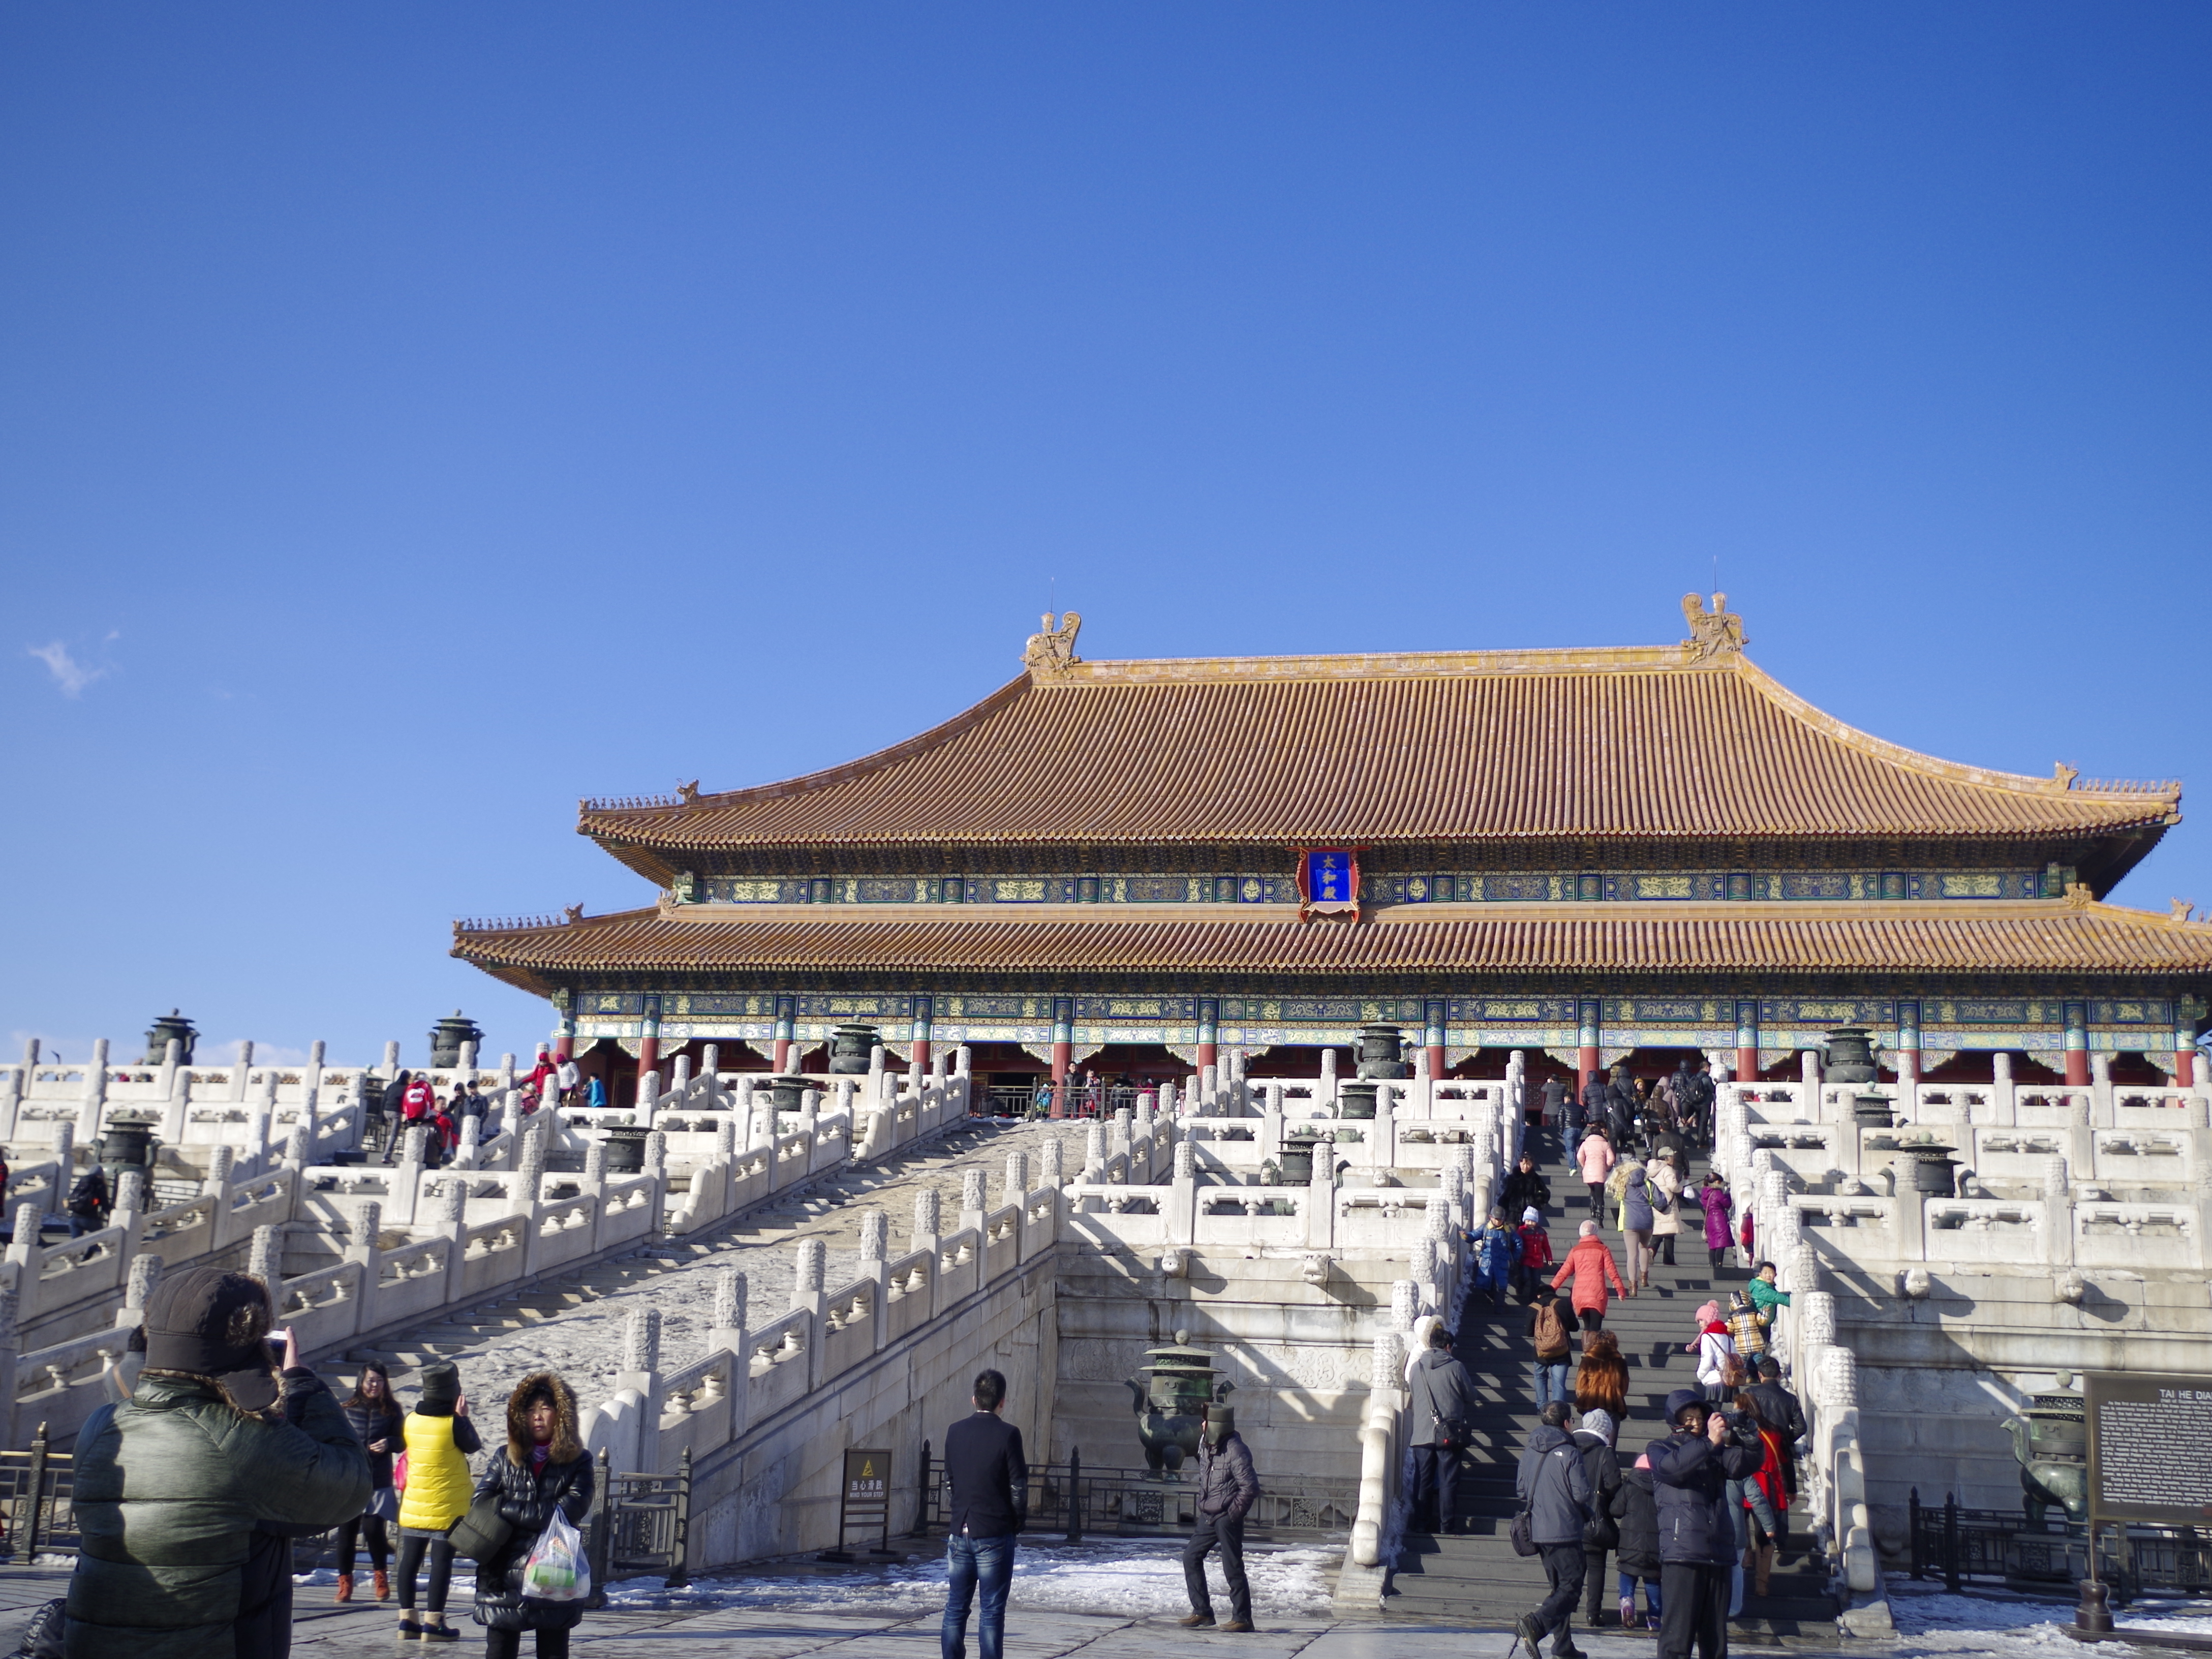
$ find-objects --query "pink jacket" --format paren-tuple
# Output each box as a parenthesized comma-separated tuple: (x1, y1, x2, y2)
(1577, 1135, 1617, 1185)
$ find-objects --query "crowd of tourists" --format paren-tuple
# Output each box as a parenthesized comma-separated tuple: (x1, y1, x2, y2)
(56, 1267, 597, 1659)
(1433, 1057, 1809, 1659)
(368, 1052, 606, 1168)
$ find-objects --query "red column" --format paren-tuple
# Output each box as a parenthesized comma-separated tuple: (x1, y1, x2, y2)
(1050, 997, 1073, 1119)
(2064, 1001, 2090, 1087)
(1195, 997, 1219, 1074)
(2176, 1048, 2195, 1088)
(1423, 999, 1446, 1087)
(637, 996, 662, 1083)
(910, 994, 934, 1073)
(771, 995, 796, 1073)
(1734, 998, 1758, 1086)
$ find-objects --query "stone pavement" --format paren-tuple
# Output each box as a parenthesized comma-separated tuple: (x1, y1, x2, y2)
(0, 1563, 1844, 1659)
(279, 1604, 1786, 1659)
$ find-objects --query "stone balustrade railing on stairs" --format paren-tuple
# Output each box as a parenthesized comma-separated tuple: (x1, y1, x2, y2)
(1712, 1059, 2212, 1571)
(1714, 1070, 2212, 1281)
(1339, 1058, 1523, 1600)
(577, 1162, 1060, 1480)
(0, 1034, 517, 1160)
(0, 1048, 976, 1452)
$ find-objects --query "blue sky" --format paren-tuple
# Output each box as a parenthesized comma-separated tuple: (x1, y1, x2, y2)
(4, 6, 2206, 1068)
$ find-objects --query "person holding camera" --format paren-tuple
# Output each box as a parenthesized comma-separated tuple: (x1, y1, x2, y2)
(66, 1268, 371, 1659)
(1647, 1388, 1765, 1659)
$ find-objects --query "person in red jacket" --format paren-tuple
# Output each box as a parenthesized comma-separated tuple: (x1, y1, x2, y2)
(1515, 1207, 1556, 1304)
(1552, 1220, 1628, 1343)
(523, 1052, 558, 1114)
(400, 1076, 435, 1126)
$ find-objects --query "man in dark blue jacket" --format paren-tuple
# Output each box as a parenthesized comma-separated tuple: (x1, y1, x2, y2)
(1515, 1401, 1593, 1659)
(1647, 1388, 1764, 1659)
(941, 1370, 1027, 1659)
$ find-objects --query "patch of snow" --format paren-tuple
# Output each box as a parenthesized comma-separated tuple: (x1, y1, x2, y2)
(602, 1541, 1340, 1620)
(1887, 1580, 2212, 1655)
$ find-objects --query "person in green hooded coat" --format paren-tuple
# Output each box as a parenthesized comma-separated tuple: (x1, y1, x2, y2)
(66, 1267, 371, 1659)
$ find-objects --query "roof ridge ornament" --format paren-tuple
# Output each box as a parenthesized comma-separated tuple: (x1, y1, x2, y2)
(1024, 611, 1083, 678)
(1680, 592, 1747, 662)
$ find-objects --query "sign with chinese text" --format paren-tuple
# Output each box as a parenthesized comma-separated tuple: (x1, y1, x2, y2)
(826, 1448, 894, 1558)
(1299, 849, 1360, 919)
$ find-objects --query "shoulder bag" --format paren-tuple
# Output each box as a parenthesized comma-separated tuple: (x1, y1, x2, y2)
(448, 1489, 515, 1563)
(1510, 1506, 1538, 1557)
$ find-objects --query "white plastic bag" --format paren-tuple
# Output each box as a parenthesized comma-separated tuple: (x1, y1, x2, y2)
(520, 1509, 591, 1603)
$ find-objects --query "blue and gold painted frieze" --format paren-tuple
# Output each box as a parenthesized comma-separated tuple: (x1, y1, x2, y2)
(689, 867, 2051, 907)
(567, 978, 2187, 1058)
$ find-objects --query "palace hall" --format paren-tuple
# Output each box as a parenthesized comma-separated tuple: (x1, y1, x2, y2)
(455, 597, 2212, 1105)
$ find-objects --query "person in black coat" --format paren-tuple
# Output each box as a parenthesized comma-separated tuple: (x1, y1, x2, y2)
(378, 1072, 412, 1164)
(335, 1362, 406, 1602)
(66, 1165, 110, 1239)
(1647, 1389, 1764, 1659)
(1572, 1411, 1622, 1629)
(1611, 1455, 1663, 1630)
(1500, 1156, 1551, 1221)
(942, 1370, 1027, 1659)
(472, 1372, 594, 1659)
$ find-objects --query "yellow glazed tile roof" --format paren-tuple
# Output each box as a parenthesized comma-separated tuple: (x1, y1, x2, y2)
(577, 604, 2178, 853)
(453, 898, 2212, 994)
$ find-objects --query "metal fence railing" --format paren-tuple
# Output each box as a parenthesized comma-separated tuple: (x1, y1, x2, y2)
(243, 1445, 696, 1592)
(0, 1423, 76, 1559)
(1909, 1488, 2212, 1603)
(917, 1446, 1353, 1543)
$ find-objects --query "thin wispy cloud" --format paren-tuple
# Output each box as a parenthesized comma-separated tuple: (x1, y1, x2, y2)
(27, 638, 112, 697)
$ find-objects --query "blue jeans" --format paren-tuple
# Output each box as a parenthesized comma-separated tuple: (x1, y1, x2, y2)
(942, 1532, 1016, 1659)
(1618, 1569, 1663, 1619)
(1532, 1360, 1569, 1412)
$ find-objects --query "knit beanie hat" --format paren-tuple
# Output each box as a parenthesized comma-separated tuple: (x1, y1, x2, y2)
(1693, 1300, 1722, 1326)
(417, 1361, 462, 1413)
(1580, 1408, 1617, 1445)
(141, 1267, 281, 1411)
(1521, 1207, 1541, 1224)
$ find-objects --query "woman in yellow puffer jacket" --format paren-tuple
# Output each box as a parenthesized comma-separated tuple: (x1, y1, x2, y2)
(395, 1362, 480, 1642)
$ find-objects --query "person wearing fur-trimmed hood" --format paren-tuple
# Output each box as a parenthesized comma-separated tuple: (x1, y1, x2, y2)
(471, 1372, 594, 1659)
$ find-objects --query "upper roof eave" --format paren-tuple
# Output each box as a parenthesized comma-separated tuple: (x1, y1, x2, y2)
(571, 612, 2183, 854)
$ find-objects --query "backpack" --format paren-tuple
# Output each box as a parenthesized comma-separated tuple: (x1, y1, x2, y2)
(1532, 1300, 1570, 1361)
